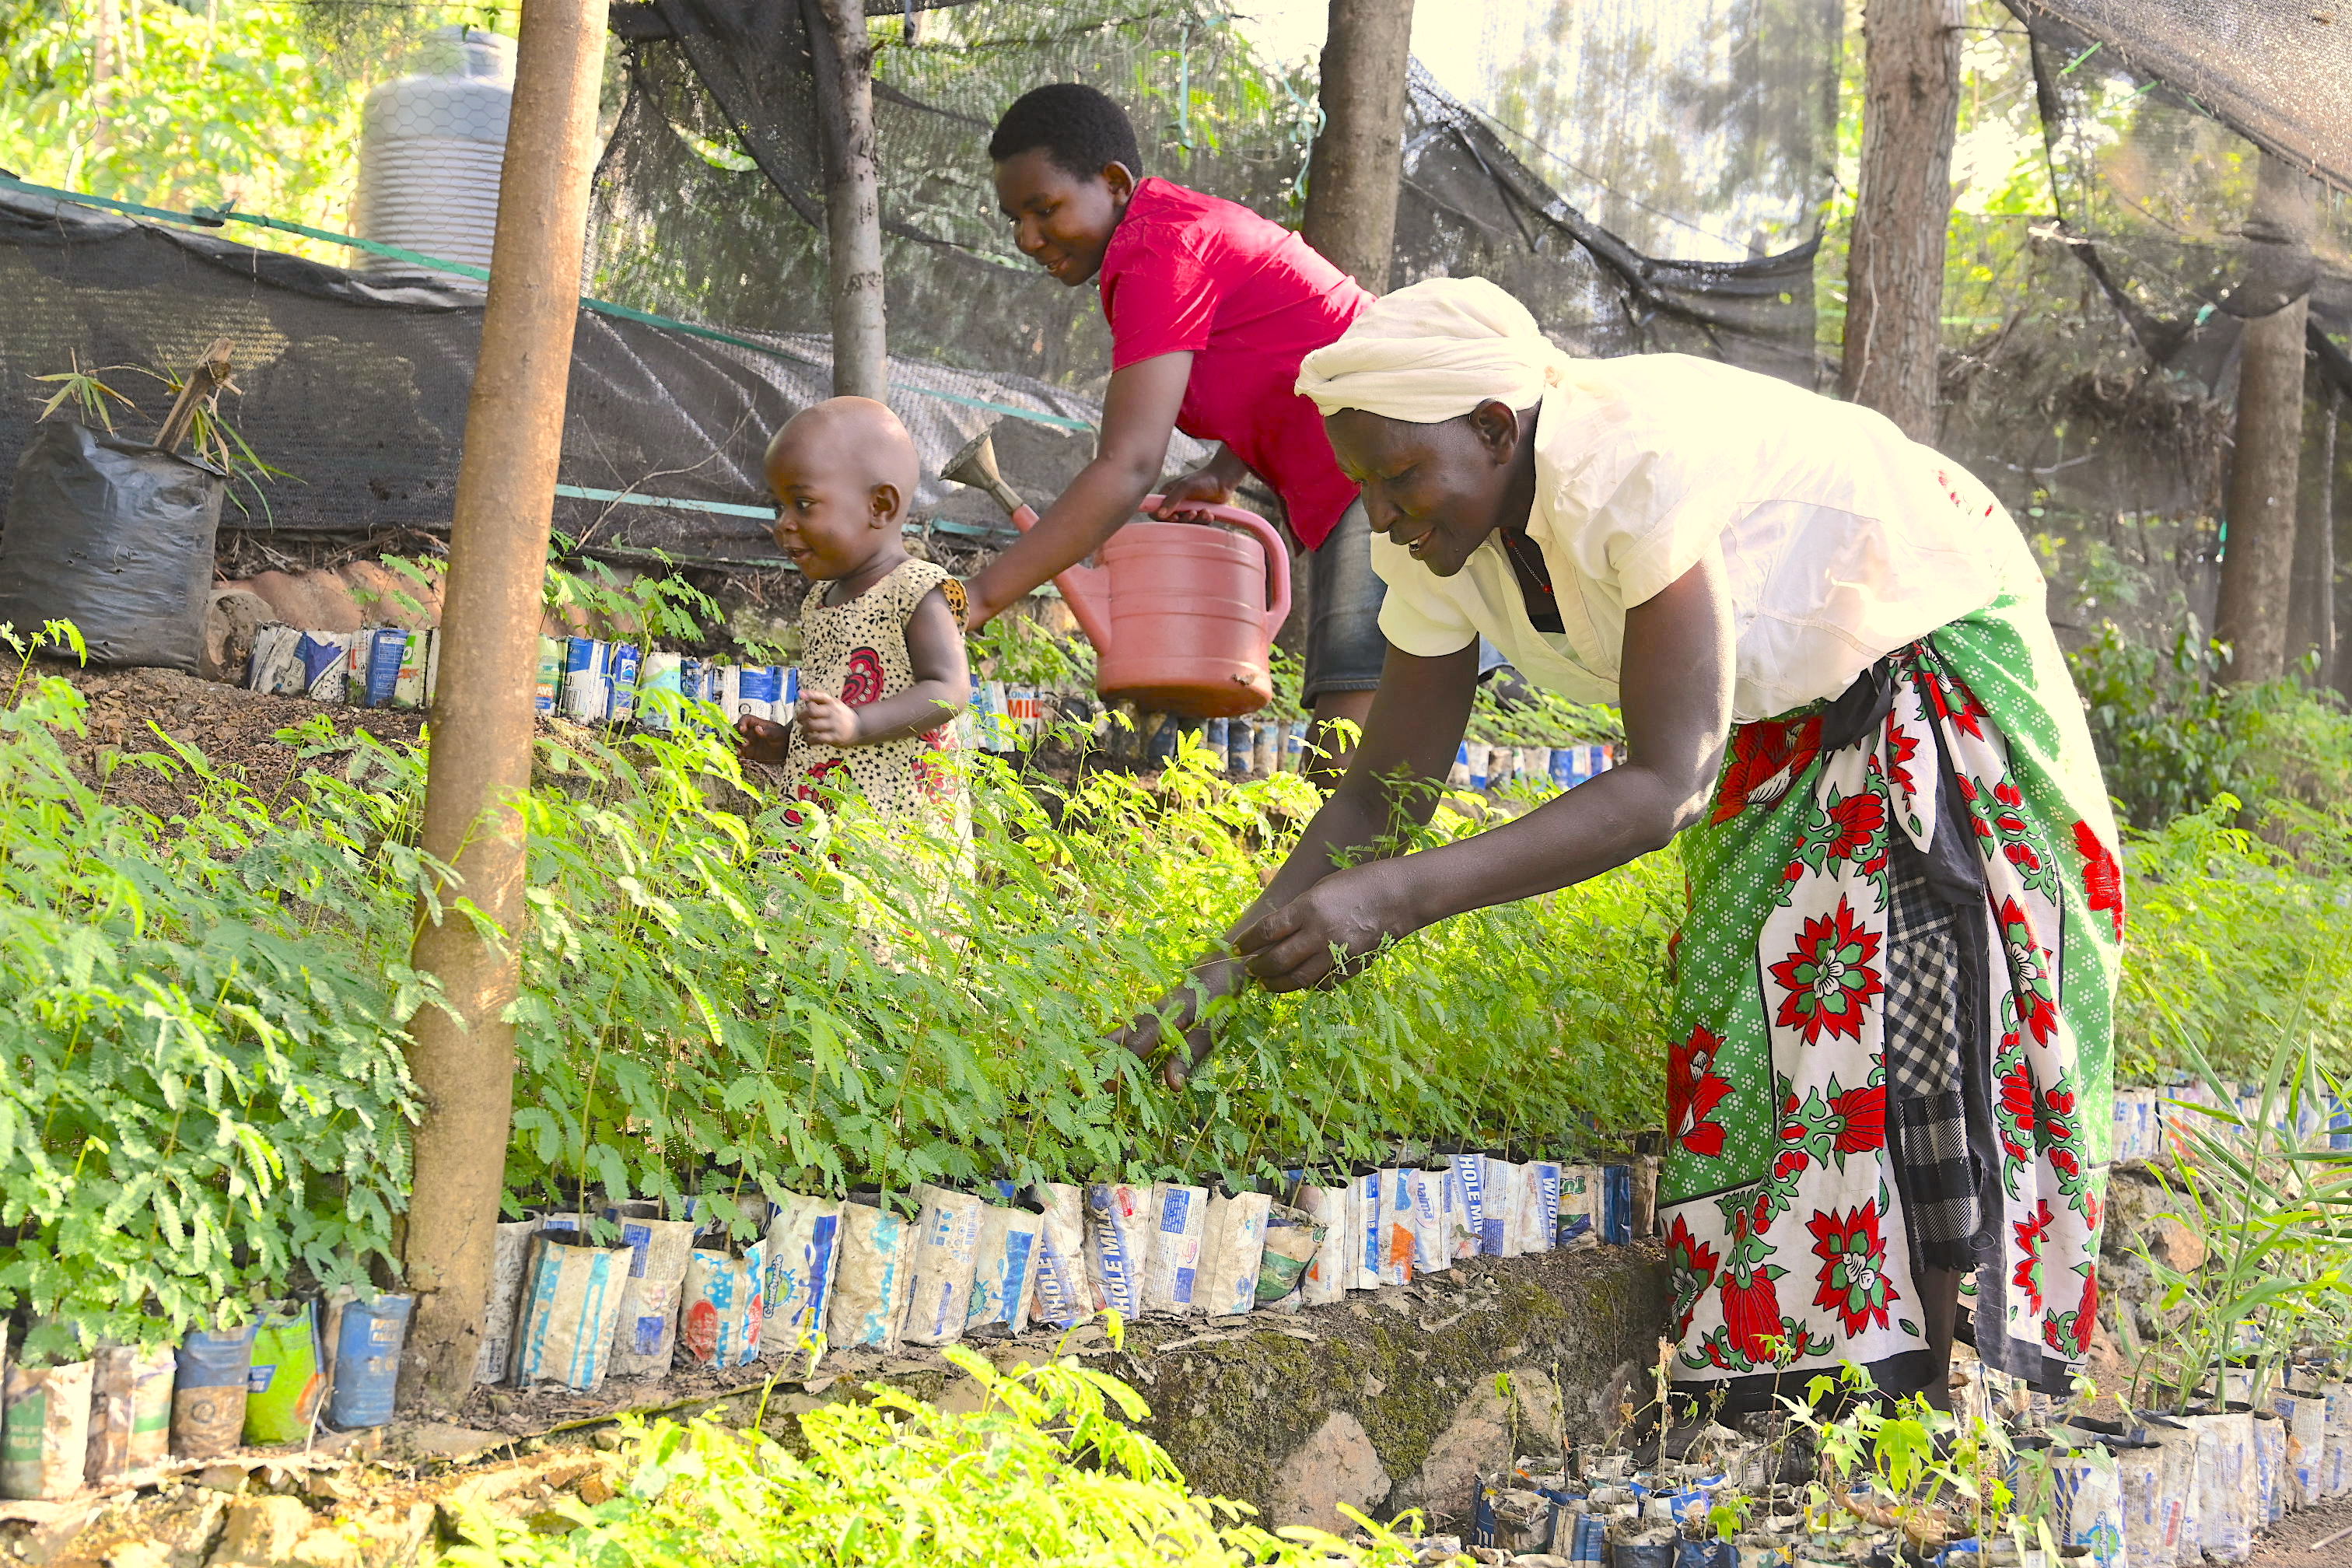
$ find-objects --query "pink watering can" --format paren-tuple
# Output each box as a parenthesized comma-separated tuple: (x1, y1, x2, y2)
(943, 429, 1293, 719)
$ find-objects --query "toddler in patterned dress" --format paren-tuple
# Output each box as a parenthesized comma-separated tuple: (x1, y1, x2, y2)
(735, 398, 971, 862)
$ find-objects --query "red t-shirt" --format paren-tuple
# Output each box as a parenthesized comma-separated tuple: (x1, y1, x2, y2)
(1097, 178, 1370, 550)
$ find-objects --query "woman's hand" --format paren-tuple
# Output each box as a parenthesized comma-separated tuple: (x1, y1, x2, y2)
(1232, 859, 1421, 992)
(733, 712, 792, 763)
(796, 690, 862, 747)
(1110, 953, 1248, 1090)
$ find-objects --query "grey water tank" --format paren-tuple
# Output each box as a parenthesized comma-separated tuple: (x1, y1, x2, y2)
(352, 26, 514, 284)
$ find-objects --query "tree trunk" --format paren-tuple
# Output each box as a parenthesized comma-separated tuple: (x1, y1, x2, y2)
(2216, 152, 2319, 686)
(397, 0, 610, 1408)
(805, 0, 887, 399)
(1839, 0, 1962, 443)
(1301, 0, 1416, 294)
(2290, 379, 2337, 678)
(90, 0, 121, 158)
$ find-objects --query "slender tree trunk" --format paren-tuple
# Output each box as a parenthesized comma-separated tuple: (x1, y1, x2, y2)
(805, 0, 887, 399)
(2216, 152, 2319, 685)
(1301, 0, 1415, 294)
(1839, 0, 1962, 443)
(89, 0, 121, 161)
(397, 0, 610, 1409)
(2290, 379, 2337, 677)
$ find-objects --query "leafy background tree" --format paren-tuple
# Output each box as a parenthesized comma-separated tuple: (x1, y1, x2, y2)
(0, 0, 509, 264)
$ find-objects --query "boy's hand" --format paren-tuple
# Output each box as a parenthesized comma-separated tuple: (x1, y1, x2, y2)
(734, 713, 791, 763)
(796, 689, 862, 747)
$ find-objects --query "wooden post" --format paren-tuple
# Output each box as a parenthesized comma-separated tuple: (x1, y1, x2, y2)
(804, 0, 887, 399)
(2216, 152, 2319, 686)
(397, 0, 610, 1406)
(1301, 0, 1416, 293)
(1839, 0, 1962, 443)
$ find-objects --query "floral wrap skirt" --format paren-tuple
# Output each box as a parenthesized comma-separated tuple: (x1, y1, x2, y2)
(1661, 591, 2122, 1410)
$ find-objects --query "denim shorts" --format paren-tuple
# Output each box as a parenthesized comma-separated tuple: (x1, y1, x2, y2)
(1303, 499, 1388, 702)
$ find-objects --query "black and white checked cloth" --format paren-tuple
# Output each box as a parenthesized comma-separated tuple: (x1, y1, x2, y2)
(1881, 848, 1984, 1269)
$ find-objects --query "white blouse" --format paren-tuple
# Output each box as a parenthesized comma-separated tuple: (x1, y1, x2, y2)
(1371, 352, 2042, 723)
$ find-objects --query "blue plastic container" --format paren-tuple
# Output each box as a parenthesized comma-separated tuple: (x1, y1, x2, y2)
(1600, 1164, 1634, 1245)
(325, 1293, 413, 1430)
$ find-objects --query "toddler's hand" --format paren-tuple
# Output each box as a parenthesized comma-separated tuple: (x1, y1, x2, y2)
(796, 689, 862, 747)
(733, 713, 790, 761)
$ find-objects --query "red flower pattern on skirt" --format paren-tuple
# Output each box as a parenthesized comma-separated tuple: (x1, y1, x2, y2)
(1829, 1083, 1888, 1156)
(1766, 898, 1885, 1045)
(1666, 1216, 1720, 1339)
(1825, 790, 1888, 862)
(2074, 820, 2124, 940)
(2012, 1199, 2052, 1313)
(1711, 714, 1823, 823)
(1719, 1266, 1787, 1366)
(1668, 1026, 1734, 1157)
(1806, 1202, 1898, 1335)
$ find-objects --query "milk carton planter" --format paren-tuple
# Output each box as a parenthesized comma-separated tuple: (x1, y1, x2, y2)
(680, 1242, 765, 1368)
(1410, 1169, 1451, 1275)
(1143, 1182, 1209, 1315)
(1297, 1182, 1350, 1307)
(1, 1358, 93, 1501)
(171, 1319, 257, 1461)
(513, 1232, 633, 1391)
(761, 1194, 844, 1366)
(474, 1218, 540, 1385)
(609, 1210, 698, 1379)
(82, 1342, 172, 1487)
(1451, 1153, 1487, 1261)
(1197, 1192, 1271, 1317)
(1254, 1201, 1324, 1309)
(1348, 1167, 1384, 1289)
(964, 1202, 1045, 1335)
(1083, 1183, 1151, 1319)
(1027, 1182, 1097, 1330)
(901, 1185, 984, 1346)
(828, 1195, 916, 1353)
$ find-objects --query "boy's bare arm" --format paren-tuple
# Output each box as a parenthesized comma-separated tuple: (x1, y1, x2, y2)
(962, 353, 1192, 628)
(800, 587, 970, 748)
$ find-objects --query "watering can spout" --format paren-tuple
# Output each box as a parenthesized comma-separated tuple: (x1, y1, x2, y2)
(939, 429, 1117, 652)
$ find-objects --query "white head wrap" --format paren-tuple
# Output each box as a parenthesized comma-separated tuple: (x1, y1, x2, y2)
(1295, 275, 1571, 423)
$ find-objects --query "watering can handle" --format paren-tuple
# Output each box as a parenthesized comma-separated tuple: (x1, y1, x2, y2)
(1139, 496, 1294, 640)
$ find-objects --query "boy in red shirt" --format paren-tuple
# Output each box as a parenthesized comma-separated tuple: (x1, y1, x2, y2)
(961, 83, 1380, 778)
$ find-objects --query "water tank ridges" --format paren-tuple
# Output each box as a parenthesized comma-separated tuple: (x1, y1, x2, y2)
(352, 26, 515, 283)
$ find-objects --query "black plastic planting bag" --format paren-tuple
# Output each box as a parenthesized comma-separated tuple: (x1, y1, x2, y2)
(0, 419, 222, 669)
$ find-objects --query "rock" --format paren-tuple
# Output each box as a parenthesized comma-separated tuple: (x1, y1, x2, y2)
(391, 1423, 511, 1464)
(289, 1528, 363, 1568)
(196, 1465, 250, 1495)
(105, 1545, 173, 1568)
(577, 1473, 615, 1507)
(1270, 1411, 1391, 1531)
(350, 1503, 436, 1568)
(199, 590, 273, 684)
(239, 569, 364, 635)
(145, 1491, 229, 1568)
(336, 561, 440, 631)
(206, 1494, 315, 1566)
(1385, 1370, 1563, 1522)
(2148, 1216, 2207, 1273)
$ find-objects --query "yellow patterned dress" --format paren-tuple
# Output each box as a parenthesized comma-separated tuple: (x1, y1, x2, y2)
(783, 558, 971, 870)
